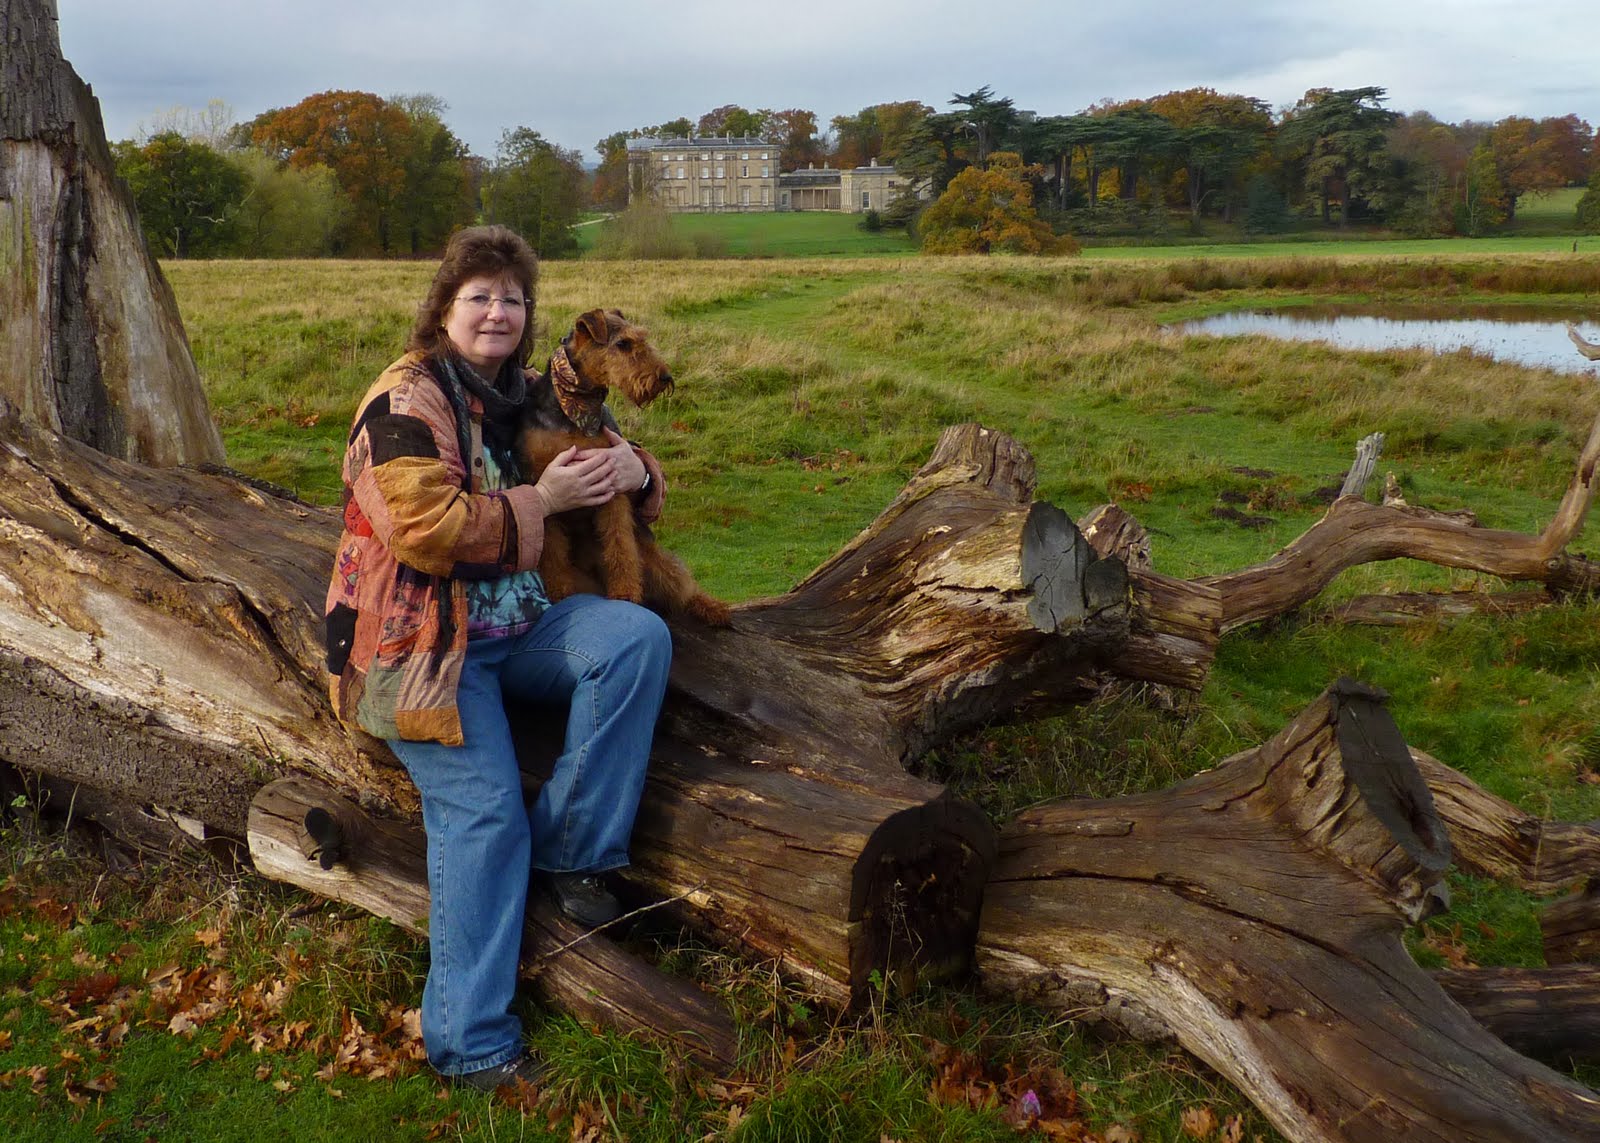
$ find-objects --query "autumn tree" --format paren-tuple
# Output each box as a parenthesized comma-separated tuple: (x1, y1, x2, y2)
(111, 131, 247, 258)
(1383, 111, 1474, 235)
(697, 104, 765, 138)
(1277, 86, 1399, 226)
(481, 128, 586, 259)
(1487, 115, 1580, 221)
(918, 152, 1076, 255)
(1143, 89, 1272, 222)
(592, 131, 631, 211)
(249, 91, 414, 254)
(1539, 114, 1594, 184)
(758, 108, 823, 171)
(830, 101, 933, 169)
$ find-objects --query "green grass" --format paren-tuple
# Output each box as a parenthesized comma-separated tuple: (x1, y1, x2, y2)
(1083, 233, 1600, 259)
(576, 210, 916, 258)
(13, 249, 1600, 1139)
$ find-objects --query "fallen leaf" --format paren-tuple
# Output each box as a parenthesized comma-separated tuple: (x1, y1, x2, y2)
(1221, 1114, 1244, 1143)
(1182, 1104, 1218, 1138)
(1104, 1126, 1141, 1143)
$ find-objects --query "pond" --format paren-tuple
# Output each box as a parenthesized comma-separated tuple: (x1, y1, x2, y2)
(1174, 304, 1600, 374)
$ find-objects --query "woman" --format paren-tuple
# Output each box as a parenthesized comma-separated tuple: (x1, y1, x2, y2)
(324, 225, 671, 1090)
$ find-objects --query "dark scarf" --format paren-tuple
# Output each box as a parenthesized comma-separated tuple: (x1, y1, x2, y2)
(548, 343, 607, 436)
(430, 350, 528, 485)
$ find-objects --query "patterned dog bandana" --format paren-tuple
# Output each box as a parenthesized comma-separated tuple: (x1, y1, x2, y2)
(548, 343, 607, 435)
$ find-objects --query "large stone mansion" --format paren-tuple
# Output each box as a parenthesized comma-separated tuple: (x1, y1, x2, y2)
(625, 134, 921, 214)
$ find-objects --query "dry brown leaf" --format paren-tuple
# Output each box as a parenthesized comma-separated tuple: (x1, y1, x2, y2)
(1221, 1114, 1244, 1143)
(1104, 1125, 1142, 1143)
(1181, 1104, 1218, 1138)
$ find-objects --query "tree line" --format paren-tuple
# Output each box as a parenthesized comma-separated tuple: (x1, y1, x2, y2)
(110, 86, 1600, 260)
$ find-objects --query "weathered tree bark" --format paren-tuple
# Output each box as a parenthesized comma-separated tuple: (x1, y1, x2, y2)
(1543, 881, 1600, 966)
(0, 0, 224, 465)
(0, 405, 1132, 1004)
(248, 776, 738, 1070)
(976, 681, 1600, 1143)
(1436, 964, 1600, 1066)
(1410, 749, 1600, 896)
(1567, 322, 1600, 362)
(1201, 409, 1600, 631)
(1322, 588, 1552, 626)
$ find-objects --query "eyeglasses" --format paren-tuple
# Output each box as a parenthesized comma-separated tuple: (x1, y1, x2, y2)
(453, 292, 529, 313)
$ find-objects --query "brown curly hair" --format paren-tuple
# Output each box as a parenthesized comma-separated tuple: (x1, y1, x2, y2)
(408, 225, 539, 367)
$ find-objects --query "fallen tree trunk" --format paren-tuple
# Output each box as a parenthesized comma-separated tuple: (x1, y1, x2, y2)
(248, 776, 738, 1070)
(1543, 881, 1600, 966)
(1410, 749, 1600, 896)
(976, 681, 1600, 1143)
(1201, 410, 1600, 631)
(0, 405, 1136, 1004)
(1435, 964, 1600, 1066)
(1322, 588, 1553, 627)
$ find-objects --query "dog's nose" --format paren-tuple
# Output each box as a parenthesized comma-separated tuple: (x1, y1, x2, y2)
(659, 369, 674, 394)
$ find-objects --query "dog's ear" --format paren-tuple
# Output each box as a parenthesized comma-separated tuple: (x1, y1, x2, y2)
(573, 309, 612, 350)
(606, 308, 626, 323)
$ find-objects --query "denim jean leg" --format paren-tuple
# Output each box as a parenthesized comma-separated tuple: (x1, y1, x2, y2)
(388, 637, 528, 1077)
(500, 595, 671, 874)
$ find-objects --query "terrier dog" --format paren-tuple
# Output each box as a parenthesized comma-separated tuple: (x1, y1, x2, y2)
(517, 308, 731, 626)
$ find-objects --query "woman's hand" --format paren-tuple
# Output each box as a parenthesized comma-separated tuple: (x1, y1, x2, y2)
(532, 446, 618, 515)
(572, 428, 647, 495)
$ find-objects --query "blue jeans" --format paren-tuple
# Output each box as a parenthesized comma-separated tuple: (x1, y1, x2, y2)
(387, 594, 671, 1076)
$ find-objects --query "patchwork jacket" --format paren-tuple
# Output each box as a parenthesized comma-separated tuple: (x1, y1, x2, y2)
(324, 352, 665, 745)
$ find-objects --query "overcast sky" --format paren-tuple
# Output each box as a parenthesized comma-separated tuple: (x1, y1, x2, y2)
(54, 1, 1598, 162)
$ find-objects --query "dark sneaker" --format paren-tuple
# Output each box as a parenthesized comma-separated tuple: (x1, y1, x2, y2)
(546, 871, 623, 928)
(451, 1054, 546, 1093)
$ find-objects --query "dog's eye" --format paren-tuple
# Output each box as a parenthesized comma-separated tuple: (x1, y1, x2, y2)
(615, 338, 633, 351)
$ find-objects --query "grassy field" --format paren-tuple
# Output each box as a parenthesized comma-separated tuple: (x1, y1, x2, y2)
(572, 184, 1590, 261)
(575, 210, 917, 258)
(7, 249, 1600, 1140)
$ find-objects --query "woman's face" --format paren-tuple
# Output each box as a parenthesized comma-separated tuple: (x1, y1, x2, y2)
(442, 273, 528, 375)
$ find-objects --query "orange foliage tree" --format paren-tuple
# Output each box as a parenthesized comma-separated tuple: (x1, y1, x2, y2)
(251, 91, 420, 254)
(1481, 113, 1595, 222)
(830, 100, 933, 169)
(918, 153, 1078, 255)
(759, 108, 824, 171)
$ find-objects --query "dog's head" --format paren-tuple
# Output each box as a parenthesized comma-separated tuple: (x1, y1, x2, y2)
(566, 308, 675, 408)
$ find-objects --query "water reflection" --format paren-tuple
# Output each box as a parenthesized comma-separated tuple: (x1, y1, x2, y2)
(1175, 304, 1600, 374)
